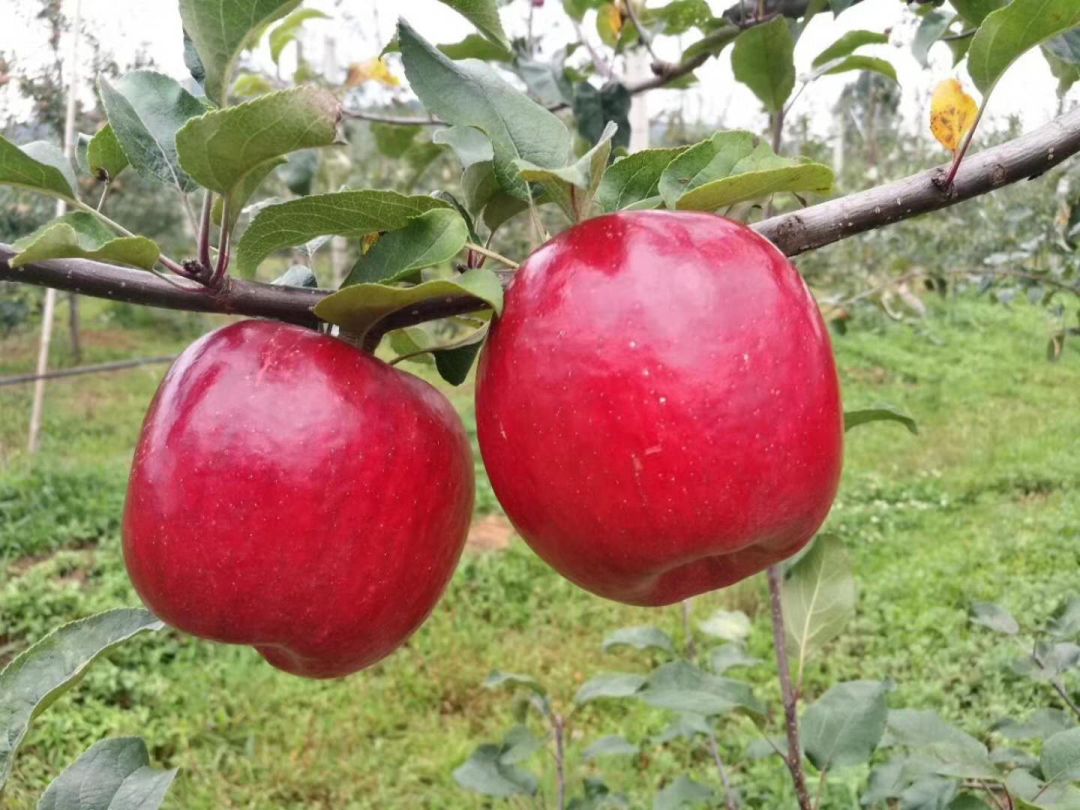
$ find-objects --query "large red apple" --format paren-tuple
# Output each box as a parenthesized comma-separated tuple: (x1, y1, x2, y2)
(123, 320, 474, 678)
(475, 211, 842, 606)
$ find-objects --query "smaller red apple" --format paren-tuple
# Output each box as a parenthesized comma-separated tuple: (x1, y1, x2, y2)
(123, 320, 474, 678)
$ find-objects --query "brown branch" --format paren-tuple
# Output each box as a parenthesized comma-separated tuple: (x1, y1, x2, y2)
(1, 106, 1078, 334)
(755, 105, 1080, 257)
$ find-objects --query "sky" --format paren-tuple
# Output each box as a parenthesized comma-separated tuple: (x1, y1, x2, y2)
(0, 0, 1075, 146)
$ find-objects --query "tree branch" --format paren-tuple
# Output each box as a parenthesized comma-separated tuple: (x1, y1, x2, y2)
(2, 106, 1078, 333)
(755, 105, 1080, 257)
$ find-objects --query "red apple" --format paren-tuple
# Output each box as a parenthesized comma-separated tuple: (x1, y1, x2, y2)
(123, 320, 474, 678)
(475, 211, 843, 606)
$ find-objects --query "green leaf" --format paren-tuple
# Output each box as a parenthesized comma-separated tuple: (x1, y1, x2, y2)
(697, 610, 752, 642)
(435, 335, 487, 386)
(453, 743, 538, 797)
(645, 0, 714, 35)
(314, 268, 503, 339)
(731, 17, 795, 113)
(950, 0, 1004, 26)
(433, 126, 494, 169)
(211, 157, 286, 231)
(573, 82, 632, 152)
(277, 150, 319, 196)
(179, 0, 302, 105)
(373, 123, 422, 159)
(516, 54, 576, 106)
(574, 674, 647, 705)
(843, 405, 918, 434)
(268, 9, 329, 64)
(584, 736, 639, 760)
(1050, 598, 1080, 639)
(399, 20, 570, 200)
(602, 626, 675, 655)
(659, 130, 833, 211)
(653, 775, 715, 810)
(814, 55, 898, 83)
(98, 71, 205, 192)
(1007, 767, 1080, 808)
(995, 709, 1076, 741)
(515, 121, 616, 220)
(913, 12, 954, 68)
(484, 671, 547, 696)
(86, 125, 128, 182)
(781, 535, 857, 677)
(21, 142, 78, 195)
(0, 608, 164, 789)
(343, 209, 469, 286)
(176, 86, 339, 195)
(970, 602, 1019, 635)
(231, 73, 275, 98)
(272, 265, 318, 288)
(10, 212, 159, 271)
(235, 190, 451, 278)
(462, 162, 531, 233)
(801, 680, 889, 771)
(709, 643, 762, 674)
(886, 709, 998, 781)
(597, 146, 688, 212)
(681, 24, 740, 63)
(657, 714, 714, 743)
(967, 0, 1080, 95)
(638, 661, 765, 717)
(812, 29, 888, 67)
(38, 737, 177, 810)
(435, 0, 510, 49)
(0, 136, 77, 202)
(1042, 727, 1080, 784)
(439, 32, 513, 61)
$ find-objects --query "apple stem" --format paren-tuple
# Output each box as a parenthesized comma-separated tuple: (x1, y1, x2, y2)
(767, 565, 813, 810)
(552, 713, 567, 810)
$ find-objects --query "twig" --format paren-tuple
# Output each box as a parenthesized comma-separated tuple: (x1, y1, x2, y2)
(197, 191, 213, 271)
(553, 714, 567, 810)
(622, 0, 663, 65)
(1032, 647, 1080, 722)
(707, 731, 741, 810)
(465, 241, 520, 269)
(3, 106, 1078, 329)
(767, 566, 813, 810)
(0, 355, 175, 387)
(942, 100, 987, 190)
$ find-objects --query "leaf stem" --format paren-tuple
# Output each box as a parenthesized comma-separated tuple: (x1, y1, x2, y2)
(943, 99, 987, 190)
(465, 242, 519, 269)
(198, 191, 213, 271)
(767, 565, 813, 810)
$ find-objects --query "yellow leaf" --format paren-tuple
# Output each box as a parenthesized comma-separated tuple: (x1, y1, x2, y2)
(346, 58, 401, 88)
(597, 3, 625, 46)
(929, 79, 978, 153)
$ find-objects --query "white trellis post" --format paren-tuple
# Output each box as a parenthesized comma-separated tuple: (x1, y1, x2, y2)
(28, 0, 81, 454)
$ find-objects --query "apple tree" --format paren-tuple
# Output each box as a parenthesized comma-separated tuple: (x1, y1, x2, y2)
(1, 0, 1079, 807)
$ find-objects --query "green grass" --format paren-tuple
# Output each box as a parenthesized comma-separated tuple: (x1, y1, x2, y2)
(0, 294, 1078, 808)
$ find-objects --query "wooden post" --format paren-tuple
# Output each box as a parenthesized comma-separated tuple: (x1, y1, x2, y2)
(28, 0, 81, 454)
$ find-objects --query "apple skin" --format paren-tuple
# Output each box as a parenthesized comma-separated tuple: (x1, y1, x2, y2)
(475, 211, 843, 606)
(123, 320, 474, 678)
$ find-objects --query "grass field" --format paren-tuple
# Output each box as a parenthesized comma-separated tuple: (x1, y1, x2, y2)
(1, 292, 1078, 808)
